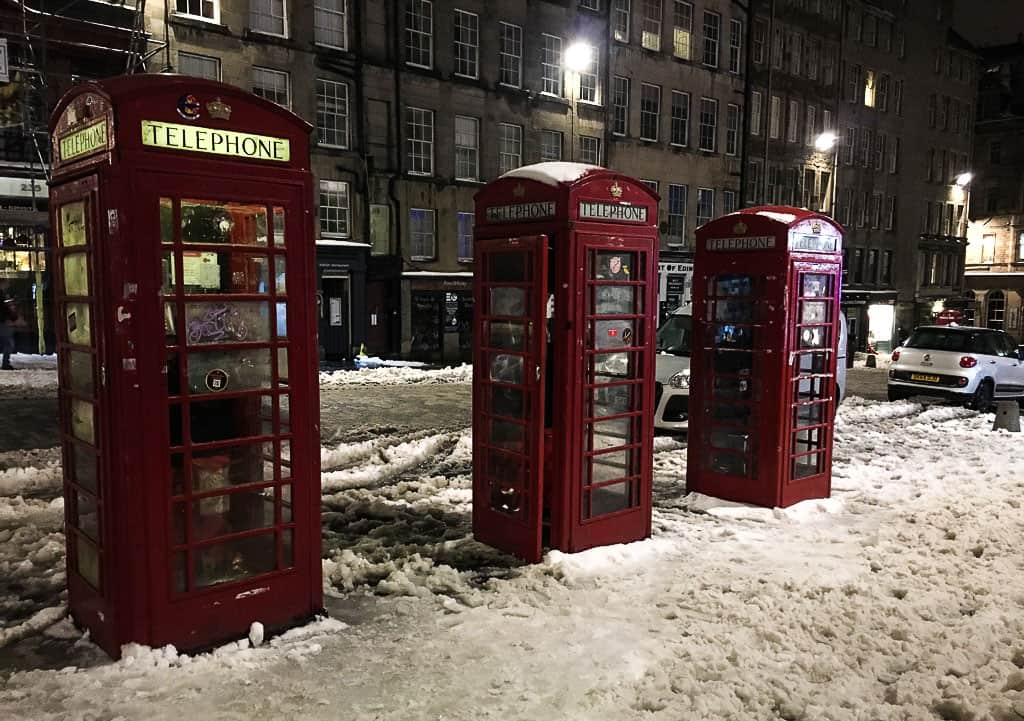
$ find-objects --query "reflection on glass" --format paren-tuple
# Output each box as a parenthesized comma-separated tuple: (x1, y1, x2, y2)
(192, 444, 274, 493)
(714, 274, 753, 297)
(714, 324, 753, 349)
(60, 202, 87, 247)
(276, 302, 287, 338)
(490, 482, 523, 516)
(77, 540, 100, 589)
(488, 321, 527, 350)
(185, 301, 270, 345)
(589, 449, 632, 484)
(281, 484, 292, 523)
(715, 300, 753, 322)
(589, 481, 630, 516)
(594, 251, 636, 280)
(593, 320, 636, 349)
(593, 352, 632, 378)
(710, 453, 746, 476)
(588, 417, 633, 452)
(794, 452, 823, 479)
(75, 491, 98, 540)
(279, 394, 291, 433)
(68, 350, 93, 396)
(798, 352, 827, 373)
(273, 207, 285, 246)
(799, 326, 827, 349)
(71, 398, 95, 444)
(793, 427, 823, 452)
(595, 286, 635, 316)
(490, 419, 525, 451)
(802, 274, 830, 298)
(711, 430, 749, 452)
(489, 252, 526, 282)
(187, 348, 273, 394)
(712, 349, 753, 374)
(591, 384, 634, 417)
(160, 198, 174, 244)
(165, 303, 178, 344)
(194, 532, 276, 589)
(192, 487, 276, 541)
(181, 252, 270, 294)
(713, 375, 751, 400)
(63, 253, 89, 296)
(275, 256, 286, 294)
(71, 443, 98, 493)
(490, 353, 523, 384)
(191, 395, 271, 443)
(491, 386, 525, 418)
(801, 301, 827, 324)
(66, 302, 92, 346)
(712, 402, 751, 426)
(182, 199, 268, 246)
(794, 402, 825, 427)
(161, 251, 176, 295)
(795, 376, 826, 402)
(490, 287, 526, 317)
(277, 348, 289, 385)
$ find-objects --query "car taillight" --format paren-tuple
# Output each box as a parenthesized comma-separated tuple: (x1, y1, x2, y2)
(891, 349, 900, 361)
(960, 356, 977, 368)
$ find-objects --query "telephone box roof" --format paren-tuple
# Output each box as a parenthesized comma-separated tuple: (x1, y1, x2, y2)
(499, 162, 604, 187)
(715, 206, 838, 229)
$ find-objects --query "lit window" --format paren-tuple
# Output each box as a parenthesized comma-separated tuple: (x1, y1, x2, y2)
(498, 123, 522, 174)
(317, 79, 349, 148)
(406, 106, 434, 175)
(252, 67, 290, 108)
(406, 0, 433, 69)
(864, 69, 876, 107)
(499, 23, 522, 87)
(457, 212, 474, 263)
(454, 115, 479, 181)
(453, 9, 479, 79)
(673, 1, 692, 60)
(409, 208, 436, 260)
(176, 0, 218, 22)
(642, 0, 662, 51)
(640, 83, 661, 141)
(250, 0, 287, 36)
(579, 136, 601, 164)
(698, 96, 717, 151)
(314, 0, 347, 49)
(319, 180, 350, 237)
(541, 35, 563, 96)
(178, 51, 220, 80)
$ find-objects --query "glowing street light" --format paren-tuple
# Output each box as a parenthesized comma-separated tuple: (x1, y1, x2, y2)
(955, 172, 973, 187)
(814, 132, 839, 153)
(565, 42, 593, 73)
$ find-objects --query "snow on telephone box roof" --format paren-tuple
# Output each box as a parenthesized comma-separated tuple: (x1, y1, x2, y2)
(498, 161, 603, 187)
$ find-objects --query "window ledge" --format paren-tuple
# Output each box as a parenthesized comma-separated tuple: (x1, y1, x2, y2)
(243, 29, 295, 48)
(170, 13, 230, 34)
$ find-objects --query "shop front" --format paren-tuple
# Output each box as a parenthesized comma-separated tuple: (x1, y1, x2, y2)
(404, 272, 473, 363)
(657, 250, 694, 325)
(0, 179, 52, 355)
(841, 291, 898, 354)
(316, 242, 367, 361)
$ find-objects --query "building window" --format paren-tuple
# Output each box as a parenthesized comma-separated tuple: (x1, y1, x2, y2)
(541, 130, 563, 161)
(578, 53, 600, 104)
(406, 106, 434, 175)
(747, 160, 762, 205)
(406, 0, 433, 69)
(806, 38, 819, 80)
(804, 105, 817, 146)
(314, 0, 347, 49)
(881, 250, 893, 284)
(176, 0, 218, 22)
(823, 44, 836, 85)
(894, 79, 903, 115)
(840, 188, 853, 226)
(723, 190, 737, 215)
(579, 135, 601, 164)
(1017, 232, 1024, 262)
(789, 32, 803, 76)
(728, 18, 742, 73)
(771, 25, 783, 68)
(852, 248, 864, 283)
(725, 103, 739, 156)
(696, 187, 714, 226)
(641, 179, 659, 194)
(702, 11, 720, 68)
(878, 74, 889, 112)
(250, 0, 287, 36)
(319, 180, 350, 237)
(453, 10, 479, 78)
(752, 21, 766, 64)
(698, 98, 717, 152)
(846, 64, 861, 104)
(370, 204, 390, 256)
(843, 126, 855, 165)
(863, 69, 876, 107)
(750, 91, 762, 136)
(987, 290, 1005, 330)
(870, 193, 882, 229)
(667, 184, 686, 244)
(457, 212, 474, 263)
(642, 0, 663, 51)
(498, 123, 523, 174)
(409, 208, 436, 260)
(178, 51, 220, 80)
(541, 35, 563, 96)
(673, 1, 693, 60)
(670, 91, 689, 146)
(885, 195, 896, 230)
(889, 137, 899, 174)
(316, 79, 349, 148)
(454, 115, 479, 181)
(867, 249, 879, 283)
(990, 139, 1002, 164)
(612, 77, 629, 136)
(640, 83, 661, 141)
(613, 0, 630, 42)
(861, 128, 871, 168)
(786, 99, 799, 144)
(981, 233, 996, 264)
(499, 23, 523, 87)
(769, 95, 781, 139)
(859, 191, 870, 227)
(579, 0, 601, 9)
(252, 67, 290, 108)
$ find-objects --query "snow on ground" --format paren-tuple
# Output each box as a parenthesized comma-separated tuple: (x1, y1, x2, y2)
(0, 354, 58, 391)
(4, 399, 1024, 720)
(320, 363, 471, 386)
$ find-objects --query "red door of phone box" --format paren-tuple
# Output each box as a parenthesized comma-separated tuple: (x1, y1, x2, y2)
(471, 164, 659, 562)
(687, 206, 844, 508)
(49, 75, 321, 658)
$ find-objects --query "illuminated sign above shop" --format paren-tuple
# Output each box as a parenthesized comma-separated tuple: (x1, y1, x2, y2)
(141, 120, 290, 162)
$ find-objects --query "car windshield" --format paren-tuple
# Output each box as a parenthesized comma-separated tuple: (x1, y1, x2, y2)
(905, 328, 980, 353)
(657, 314, 692, 355)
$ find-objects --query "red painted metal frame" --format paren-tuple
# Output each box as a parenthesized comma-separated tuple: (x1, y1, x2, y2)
(687, 206, 843, 508)
(49, 75, 321, 658)
(473, 169, 658, 561)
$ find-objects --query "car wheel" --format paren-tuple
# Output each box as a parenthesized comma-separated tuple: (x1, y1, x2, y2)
(887, 387, 907, 402)
(967, 380, 994, 411)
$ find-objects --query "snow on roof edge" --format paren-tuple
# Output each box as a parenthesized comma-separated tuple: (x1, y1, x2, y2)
(499, 162, 604, 187)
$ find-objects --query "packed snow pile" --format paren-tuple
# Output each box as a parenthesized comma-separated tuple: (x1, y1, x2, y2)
(319, 363, 471, 387)
(5, 398, 1024, 720)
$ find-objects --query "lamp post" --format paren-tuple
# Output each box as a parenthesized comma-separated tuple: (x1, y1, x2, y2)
(814, 132, 840, 217)
(955, 171, 973, 236)
(564, 41, 593, 162)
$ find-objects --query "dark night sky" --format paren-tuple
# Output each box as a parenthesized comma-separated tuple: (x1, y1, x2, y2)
(953, 0, 1024, 47)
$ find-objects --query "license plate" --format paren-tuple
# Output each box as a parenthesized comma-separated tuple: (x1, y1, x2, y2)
(910, 373, 940, 383)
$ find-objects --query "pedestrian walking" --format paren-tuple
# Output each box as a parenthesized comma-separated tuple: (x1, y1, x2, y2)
(0, 280, 18, 370)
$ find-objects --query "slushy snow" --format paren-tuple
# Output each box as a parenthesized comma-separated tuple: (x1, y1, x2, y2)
(3, 390, 1024, 720)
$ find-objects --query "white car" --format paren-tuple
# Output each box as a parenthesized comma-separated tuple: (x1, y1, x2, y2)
(652, 309, 848, 433)
(887, 325, 1024, 409)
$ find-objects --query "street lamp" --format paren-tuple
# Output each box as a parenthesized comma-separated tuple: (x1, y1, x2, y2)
(564, 41, 593, 162)
(954, 171, 973, 237)
(814, 132, 841, 217)
(955, 172, 973, 187)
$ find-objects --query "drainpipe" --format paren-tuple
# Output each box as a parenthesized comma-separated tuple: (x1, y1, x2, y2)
(737, 0, 753, 207)
(762, 0, 776, 202)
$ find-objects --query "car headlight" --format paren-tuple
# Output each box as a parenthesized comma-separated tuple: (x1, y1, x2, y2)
(669, 371, 690, 389)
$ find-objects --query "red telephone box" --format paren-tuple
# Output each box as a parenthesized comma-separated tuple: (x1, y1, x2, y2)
(472, 164, 658, 562)
(49, 75, 321, 658)
(687, 207, 844, 508)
